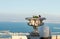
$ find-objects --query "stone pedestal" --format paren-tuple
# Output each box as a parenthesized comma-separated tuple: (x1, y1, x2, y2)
(30, 32, 40, 36)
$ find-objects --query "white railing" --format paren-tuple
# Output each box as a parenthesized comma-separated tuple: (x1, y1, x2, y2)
(52, 35, 60, 39)
(0, 38, 11, 39)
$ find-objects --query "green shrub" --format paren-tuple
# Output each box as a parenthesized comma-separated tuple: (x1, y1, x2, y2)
(33, 16, 38, 18)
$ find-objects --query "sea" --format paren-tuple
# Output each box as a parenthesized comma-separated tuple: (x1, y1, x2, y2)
(0, 22, 60, 35)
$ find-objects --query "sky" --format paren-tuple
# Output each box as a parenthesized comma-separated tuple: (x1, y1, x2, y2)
(0, 0, 60, 23)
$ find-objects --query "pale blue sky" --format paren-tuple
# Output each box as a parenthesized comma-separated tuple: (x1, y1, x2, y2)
(0, 0, 60, 23)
